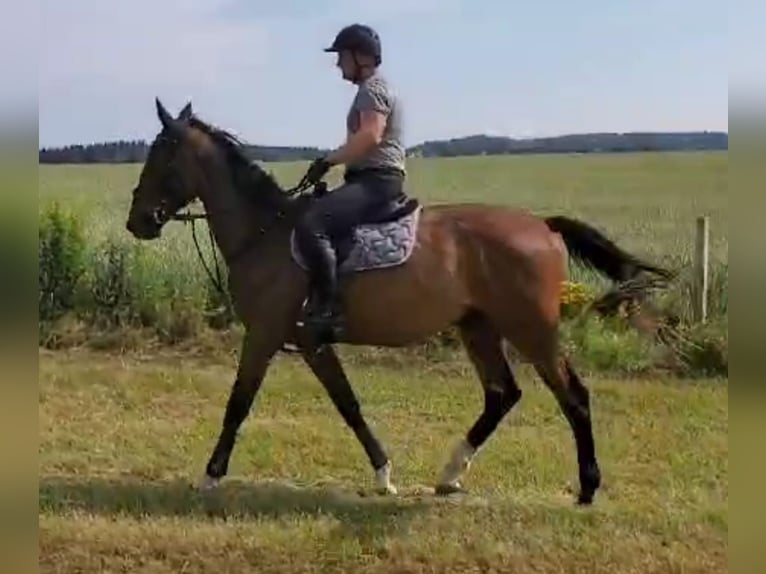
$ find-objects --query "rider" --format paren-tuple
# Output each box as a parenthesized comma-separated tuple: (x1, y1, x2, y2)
(295, 23, 408, 339)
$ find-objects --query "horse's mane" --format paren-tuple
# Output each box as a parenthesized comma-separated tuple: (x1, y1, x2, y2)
(187, 115, 293, 211)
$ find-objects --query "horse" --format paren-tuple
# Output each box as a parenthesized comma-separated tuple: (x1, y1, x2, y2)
(126, 99, 673, 505)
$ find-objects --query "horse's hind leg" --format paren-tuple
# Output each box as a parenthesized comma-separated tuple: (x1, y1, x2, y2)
(534, 354, 601, 504)
(436, 311, 522, 495)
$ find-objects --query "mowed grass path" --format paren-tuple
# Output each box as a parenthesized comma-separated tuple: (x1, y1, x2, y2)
(39, 349, 727, 573)
(39, 151, 728, 266)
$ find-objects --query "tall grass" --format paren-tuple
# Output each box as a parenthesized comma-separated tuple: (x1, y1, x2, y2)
(37, 152, 728, 375)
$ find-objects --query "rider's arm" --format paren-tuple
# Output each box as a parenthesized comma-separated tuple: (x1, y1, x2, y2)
(326, 110, 386, 166)
(326, 78, 391, 167)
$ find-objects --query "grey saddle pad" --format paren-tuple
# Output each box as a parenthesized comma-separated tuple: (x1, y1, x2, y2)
(290, 206, 422, 273)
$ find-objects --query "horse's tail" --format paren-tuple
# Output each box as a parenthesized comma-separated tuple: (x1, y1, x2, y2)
(545, 215, 678, 338)
(544, 215, 675, 285)
(545, 216, 675, 313)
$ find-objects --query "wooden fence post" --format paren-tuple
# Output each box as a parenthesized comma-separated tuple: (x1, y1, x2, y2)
(693, 216, 710, 323)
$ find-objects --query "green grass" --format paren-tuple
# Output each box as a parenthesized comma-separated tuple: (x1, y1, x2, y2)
(39, 151, 728, 266)
(37, 152, 729, 374)
(39, 348, 727, 573)
(37, 152, 729, 571)
(39, 152, 727, 303)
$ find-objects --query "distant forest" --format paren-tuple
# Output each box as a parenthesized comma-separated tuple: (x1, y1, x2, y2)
(39, 131, 727, 164)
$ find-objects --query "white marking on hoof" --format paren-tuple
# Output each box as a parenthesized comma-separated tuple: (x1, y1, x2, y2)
(374, 461, 397, 495)
(198, 475, 220, 491)
(436, 438, 477, 493)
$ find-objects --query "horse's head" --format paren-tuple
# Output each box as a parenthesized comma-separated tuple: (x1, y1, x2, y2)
(126, 98, 200, 239)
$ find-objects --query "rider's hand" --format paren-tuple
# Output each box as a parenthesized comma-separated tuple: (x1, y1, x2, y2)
(304, 156, 332, 185)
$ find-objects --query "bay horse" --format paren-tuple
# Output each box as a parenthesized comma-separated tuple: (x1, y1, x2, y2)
(126, 100, 672, 505)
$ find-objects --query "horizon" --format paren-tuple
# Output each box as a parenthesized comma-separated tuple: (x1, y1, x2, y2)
(38, 0, 730, 149)
(38, 128, 729, 152)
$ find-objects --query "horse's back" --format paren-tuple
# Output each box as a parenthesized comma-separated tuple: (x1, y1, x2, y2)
(417, 202, 559, 253)
(415, 201, 568, 301)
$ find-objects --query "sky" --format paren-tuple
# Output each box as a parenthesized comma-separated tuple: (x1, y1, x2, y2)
(36, 0, 735, 149)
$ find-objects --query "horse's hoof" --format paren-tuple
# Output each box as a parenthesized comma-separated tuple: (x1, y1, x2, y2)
(577, 491, 594, 505)
(577, 463, 600, 505)
(435, 482, 467, 496)
(376, 483, 398, 496)
(198, 475, 220, 492)
(373, 461, 397, 495)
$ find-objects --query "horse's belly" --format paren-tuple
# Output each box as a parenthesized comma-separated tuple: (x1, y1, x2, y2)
(339, 265, 466, 347)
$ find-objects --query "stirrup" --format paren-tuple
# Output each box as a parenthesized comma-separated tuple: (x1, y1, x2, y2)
(297, 299, 345, 344)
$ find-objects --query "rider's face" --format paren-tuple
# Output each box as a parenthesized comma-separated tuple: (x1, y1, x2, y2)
(336, 50, 358, 81)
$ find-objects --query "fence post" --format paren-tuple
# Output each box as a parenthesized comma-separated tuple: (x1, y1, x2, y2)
(693, 215, 710, 323)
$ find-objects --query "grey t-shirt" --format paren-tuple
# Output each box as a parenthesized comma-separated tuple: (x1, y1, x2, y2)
(346, 73, 406, 174)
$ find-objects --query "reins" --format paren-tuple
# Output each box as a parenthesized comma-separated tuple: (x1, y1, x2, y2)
(178, 213, 228, 301)
(168, 176, 327, 310)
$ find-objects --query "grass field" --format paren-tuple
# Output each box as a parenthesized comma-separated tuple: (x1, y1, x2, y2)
(39, 152, 728, 571)
(39, 152, 728, 357)
(39, 151, 728, 266)
(39, 348, 727, 573)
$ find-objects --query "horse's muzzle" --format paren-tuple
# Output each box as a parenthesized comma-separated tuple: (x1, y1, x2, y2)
(126, 209, 163, 239)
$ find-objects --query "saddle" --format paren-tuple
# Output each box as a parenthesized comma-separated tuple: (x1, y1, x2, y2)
(290, 196, 422, 274)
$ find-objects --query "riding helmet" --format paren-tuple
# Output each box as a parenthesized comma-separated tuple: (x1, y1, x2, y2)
(324, 24, 382, 66)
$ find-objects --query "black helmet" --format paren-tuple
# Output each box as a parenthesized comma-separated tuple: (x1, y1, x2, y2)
(324, 24, 382, 66)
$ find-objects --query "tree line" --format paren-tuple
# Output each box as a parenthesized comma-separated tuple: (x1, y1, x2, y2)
(39, 131, 727, 164)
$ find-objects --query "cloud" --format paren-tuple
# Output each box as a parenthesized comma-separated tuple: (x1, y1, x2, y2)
(39, 0, 270, 145)
(331, 0, 463, 19)
(0, 0, 37, 119)
(41, 1, 269, 92)
(217, 0, 463, 22)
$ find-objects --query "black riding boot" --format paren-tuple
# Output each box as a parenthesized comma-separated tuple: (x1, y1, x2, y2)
(301, 231, 345, 342)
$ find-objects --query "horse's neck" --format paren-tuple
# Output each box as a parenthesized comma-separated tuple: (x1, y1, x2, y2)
(195, 169, 295, 267)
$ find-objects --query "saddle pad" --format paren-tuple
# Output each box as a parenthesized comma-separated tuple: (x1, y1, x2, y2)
(291, 206, 422, 273)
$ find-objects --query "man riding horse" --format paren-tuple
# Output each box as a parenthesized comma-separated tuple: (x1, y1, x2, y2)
(294, 23, 408, 339)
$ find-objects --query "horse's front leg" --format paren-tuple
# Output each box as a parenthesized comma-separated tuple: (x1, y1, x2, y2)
(200, 327, 280, 490)
(301, 344, 396, 495)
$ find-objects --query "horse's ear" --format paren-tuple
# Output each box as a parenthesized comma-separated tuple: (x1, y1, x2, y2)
(155, 97, 185, 137)
(178, 102, 193, 121)
(156, 97, 174, 130)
